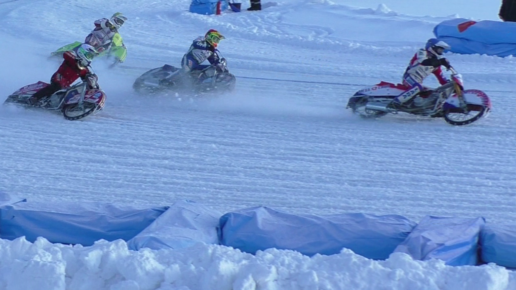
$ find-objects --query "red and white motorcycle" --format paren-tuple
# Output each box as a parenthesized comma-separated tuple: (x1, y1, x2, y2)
(346, 68, 491, 126)
(4, 80, 106, 121)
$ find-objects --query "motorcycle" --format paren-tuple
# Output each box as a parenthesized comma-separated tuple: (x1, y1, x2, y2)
(346, 68, 491, 126)
(4, 80, 106, 121)
(49, 32, 127, 67)
(132, 58, 236, 96)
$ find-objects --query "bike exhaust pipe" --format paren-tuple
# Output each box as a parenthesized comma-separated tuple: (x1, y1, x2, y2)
(365, 103, 389, 112)
(143, 79, 162, 87)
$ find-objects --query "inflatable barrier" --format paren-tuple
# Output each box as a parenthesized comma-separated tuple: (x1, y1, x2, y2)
(394, 216, 485, 266)
(218, 206, 416, 260)
(433, 18, 516, 57)
(481, 224, 516, 269)
(127, 200, 221, 251)
(0, 198, 168, 246)
(1, 191, 516, 268)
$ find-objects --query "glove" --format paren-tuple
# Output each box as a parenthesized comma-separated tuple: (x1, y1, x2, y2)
(440, 58, 451, 69)
(215, 62, 226, 73)
(84, 73, 99, 89)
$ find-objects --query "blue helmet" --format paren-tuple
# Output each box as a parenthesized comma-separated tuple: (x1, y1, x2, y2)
(425, 38, 450, 56)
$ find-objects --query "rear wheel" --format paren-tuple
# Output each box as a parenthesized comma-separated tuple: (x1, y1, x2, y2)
(443, 104, 488, 126)
(132, 78, 146, 93)
(225, 74, 236, 92)
(133, 68, 165, 94)
(349, 97, 388, 119)
(3, 95, 19, 105)
(213, 73, 236, 93)
(62, 103, 98, 120)
(133, 78, 173, 95)
(133, 71, 177, 95)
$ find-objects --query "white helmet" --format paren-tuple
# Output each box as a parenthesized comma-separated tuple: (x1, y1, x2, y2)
(110, 12, 127, 30)
(75, 44, 98, 67)
(425, 38, 450, 57)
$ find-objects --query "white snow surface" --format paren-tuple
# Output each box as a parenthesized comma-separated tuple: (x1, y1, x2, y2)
(1, 0, 516, 289)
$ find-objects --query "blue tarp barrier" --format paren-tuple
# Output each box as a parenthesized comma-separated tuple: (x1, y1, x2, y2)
(0, 200, 168, 246)
(127, 200, 221, 251)
(219, 206, 416, 259)
(0, 191, 26, 207)
(190, 0, 229, 15)
(433, 18, 516, 57)
(4, 192, 516, 269)
(480, 224, 516, 269)
(394, 216, 485, 266)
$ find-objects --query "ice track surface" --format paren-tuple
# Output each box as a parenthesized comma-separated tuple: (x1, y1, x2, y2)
(0, 0, 515, 226)
(1, 61, 516, 225)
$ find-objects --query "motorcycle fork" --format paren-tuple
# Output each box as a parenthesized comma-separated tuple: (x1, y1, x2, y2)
(430, 92, 445, 112)
(77, 84, 87, 111)
(454, 83, 469, 113)
(429, 86, 453, 113)
(58, 84, 87, 111)
(54, 92, 69, 109)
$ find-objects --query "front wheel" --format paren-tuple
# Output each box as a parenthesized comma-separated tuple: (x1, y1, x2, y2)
(62, 102, 99, 120)
(210, 73, 236, 93)
(443, 104, 489, 126)
(223, 74, 236, 92)
(133, 77, 170, 95)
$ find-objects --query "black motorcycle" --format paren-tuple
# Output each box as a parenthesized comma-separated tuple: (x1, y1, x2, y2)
(132, 58, 236, 96)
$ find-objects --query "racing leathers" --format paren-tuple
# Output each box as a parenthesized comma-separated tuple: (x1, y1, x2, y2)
(84, 18, 126, 62)
(29, 51, 97, 105)
(393, 49, 451, 106)
(181, 36, 222, 82)
(85, 18, 117, 53)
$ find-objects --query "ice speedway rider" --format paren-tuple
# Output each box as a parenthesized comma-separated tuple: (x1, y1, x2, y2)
(28, 44, 99, 105)
(389, 38, 452, 109)
(85, 12, 127, 56)
(132, 28, 235, 96)
(169, 29, 226, 85)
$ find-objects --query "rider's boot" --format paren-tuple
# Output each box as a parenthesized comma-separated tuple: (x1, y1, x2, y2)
(27, 83, 60, 106)
(388, 84, 422, 109)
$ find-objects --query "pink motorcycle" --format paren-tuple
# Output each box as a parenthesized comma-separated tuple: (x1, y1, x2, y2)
(4, 80, 106, 121)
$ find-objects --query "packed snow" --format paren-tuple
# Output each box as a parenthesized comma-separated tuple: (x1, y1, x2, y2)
(0, 0, 515, 289)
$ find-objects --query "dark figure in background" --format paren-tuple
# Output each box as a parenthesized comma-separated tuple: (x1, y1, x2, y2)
(247, 0, 261, 11)
(499, 0, 516, 22)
